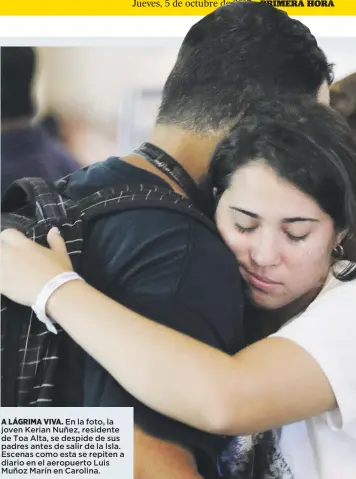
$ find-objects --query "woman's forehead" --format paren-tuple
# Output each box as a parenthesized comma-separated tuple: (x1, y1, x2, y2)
(226, 162, 327, 220)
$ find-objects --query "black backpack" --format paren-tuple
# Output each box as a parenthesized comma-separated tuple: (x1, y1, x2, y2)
(1, 176, 217, 407)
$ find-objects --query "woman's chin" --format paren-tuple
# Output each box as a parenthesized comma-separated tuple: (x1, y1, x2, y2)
(247, 287, 287, 310)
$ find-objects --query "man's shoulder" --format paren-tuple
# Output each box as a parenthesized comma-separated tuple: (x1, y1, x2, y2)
(66, 156, 168, 197)
(66, 156, 216, 254)
(66, 156, 222, 260)
(67, 156, 240, 278)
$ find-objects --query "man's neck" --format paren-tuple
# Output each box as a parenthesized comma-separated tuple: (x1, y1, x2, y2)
(120, 125, 224, 196)
(146, 125, 223, 181)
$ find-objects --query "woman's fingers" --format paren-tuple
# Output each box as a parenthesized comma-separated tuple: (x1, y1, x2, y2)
(47, 227, 73, 270)
(0, 227, 74, 306)
(0, 228, 28, 245)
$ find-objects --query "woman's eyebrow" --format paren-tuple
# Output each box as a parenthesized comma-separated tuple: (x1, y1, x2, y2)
(229, 207, 319, 223)
(229, 207, 259, 218)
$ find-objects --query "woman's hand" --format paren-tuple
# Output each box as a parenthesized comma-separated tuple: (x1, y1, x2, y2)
(0, 227, 73, 307)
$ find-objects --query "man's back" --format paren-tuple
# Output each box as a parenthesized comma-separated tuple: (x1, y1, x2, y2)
(65, 157, 245, 478)
(1, 123, 78, 196)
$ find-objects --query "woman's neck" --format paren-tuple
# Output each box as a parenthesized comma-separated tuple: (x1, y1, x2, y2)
(247, 286, 324, 342)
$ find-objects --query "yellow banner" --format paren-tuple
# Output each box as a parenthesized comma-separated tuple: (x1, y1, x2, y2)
(0, 0, 354, 16)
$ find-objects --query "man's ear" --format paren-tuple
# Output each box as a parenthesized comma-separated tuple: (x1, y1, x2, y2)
(330, 90, 354, 117)
(330, 73, 356, 117)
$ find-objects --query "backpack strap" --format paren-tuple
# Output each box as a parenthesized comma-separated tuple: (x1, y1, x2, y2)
(1, 177, 84, 269)
(2, 177, 70, 221)
(73, 184, 218, 235)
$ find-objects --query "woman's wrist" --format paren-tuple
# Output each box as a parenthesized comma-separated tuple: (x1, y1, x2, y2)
(45, 277, 87, 323)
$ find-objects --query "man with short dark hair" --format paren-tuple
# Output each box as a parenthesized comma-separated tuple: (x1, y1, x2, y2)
(1, 47, 78, 196)
(157, 4, 331, 132)
(64, 4, 332, 478)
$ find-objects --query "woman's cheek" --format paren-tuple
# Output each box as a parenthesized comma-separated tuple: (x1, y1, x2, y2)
(219, 225, 246, 259)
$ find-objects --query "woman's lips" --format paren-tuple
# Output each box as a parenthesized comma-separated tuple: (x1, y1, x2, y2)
(240, 267, 282, 292)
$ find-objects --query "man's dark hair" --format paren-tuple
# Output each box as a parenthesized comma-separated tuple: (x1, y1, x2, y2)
(157, 3, 333, 132)
(1, 47, 36, 121)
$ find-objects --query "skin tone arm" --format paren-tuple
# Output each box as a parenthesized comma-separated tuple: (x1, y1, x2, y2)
(134, 427, 202, 479)
(0, 228, 336, 435)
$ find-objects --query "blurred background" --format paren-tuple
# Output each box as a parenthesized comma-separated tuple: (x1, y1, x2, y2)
(33, 42, 183, 165)
(1, 38, 356, 174)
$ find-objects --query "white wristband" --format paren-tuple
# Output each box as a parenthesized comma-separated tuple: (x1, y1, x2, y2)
(31, 272, 84, 334)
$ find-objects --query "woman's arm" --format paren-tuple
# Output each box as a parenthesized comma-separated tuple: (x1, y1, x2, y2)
(0, 229, 337, 435)
(46, 279, 335, 434)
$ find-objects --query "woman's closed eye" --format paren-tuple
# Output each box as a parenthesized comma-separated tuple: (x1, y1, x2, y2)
(234, 223, 311, 242)
(285, 231, 310, 242)
(234, 223, 258, 233)
(284, 225, 311, 242)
